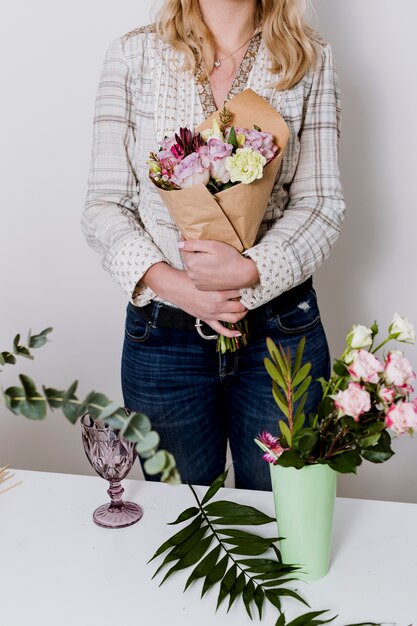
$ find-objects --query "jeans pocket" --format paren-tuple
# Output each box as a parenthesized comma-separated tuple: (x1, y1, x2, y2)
(275, 288, 322, 334)
(125, 304, 151, 343)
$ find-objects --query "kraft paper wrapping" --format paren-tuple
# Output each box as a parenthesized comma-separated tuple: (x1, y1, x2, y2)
(156, 89, 290, 252)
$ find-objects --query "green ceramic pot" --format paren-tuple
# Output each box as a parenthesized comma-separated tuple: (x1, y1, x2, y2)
(269, 463, 337, 581)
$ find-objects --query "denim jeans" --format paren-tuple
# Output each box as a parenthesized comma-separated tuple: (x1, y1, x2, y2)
(121, 285, 331, 491)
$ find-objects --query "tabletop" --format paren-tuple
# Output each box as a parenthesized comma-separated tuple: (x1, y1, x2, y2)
(1, 468, 416, 626)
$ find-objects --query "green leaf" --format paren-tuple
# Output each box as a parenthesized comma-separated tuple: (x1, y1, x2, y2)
(328, 449, 360, 474)
(168, 507, 199, 525)
(228, 126, 238, 150)
(227, 571, 246, 612)
(254, 585, 265, 620)
(293, 376, 312, 403)
(285, 610, 334, 626)
(201, 555, 229, 597)
(333, 359, 348, 376)
(203, 501, 275, 525)
(273, 383, 290, 419)
(292, 336, 306, 377)
(228, 538, 278, 556)
(28, 327, 53, 349)
(293, 394, 307, 424)
(136, 430, 160, 456)
(98, 401, 121, 420)
(4, 381, 47, 420)
(216, 564, 237, 610)
(277, 450, 305, 469)
(266, 337, 288, 376)
(275, 614, 286, 626)
(148, 514, 203, 562)
(279, 420, 292, 447)
(122, 412, 151, 441)
(296, 431, 319, 458)
(0, 351, 16, 365)
(160, 535, 213, 585)
(292, 362, 311, 388)
(265, 588, 282, 612)
(292, 410, 305, 435)
(242, 579, 255, 619)
(143, 450, 167, 475)
(360, 433, 381, 448)
(184, 544, 221, 590)
(201, 468, 229, 506)
(266, 587, 309, 607)
(265, 357, 286, 389)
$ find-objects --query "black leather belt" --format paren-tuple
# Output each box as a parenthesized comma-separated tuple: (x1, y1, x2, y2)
(130, 276, 313, 335)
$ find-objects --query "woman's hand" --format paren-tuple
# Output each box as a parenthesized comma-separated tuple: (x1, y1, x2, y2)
(178, 240, 259, 291)
(142, 263, 248, 338)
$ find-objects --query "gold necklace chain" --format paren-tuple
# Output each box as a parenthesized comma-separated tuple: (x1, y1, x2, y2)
(213, 32, 256, 69)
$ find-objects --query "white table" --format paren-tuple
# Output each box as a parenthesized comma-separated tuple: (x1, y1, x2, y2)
(2, 469, 416, 625)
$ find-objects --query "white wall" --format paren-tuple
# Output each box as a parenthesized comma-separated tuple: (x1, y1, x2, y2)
(1, 1, 416, 502)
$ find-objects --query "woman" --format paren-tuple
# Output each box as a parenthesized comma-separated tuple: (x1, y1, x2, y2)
(82, 0, 346, 490)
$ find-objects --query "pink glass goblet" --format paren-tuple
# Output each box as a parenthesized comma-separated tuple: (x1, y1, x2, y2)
(81, 413, 143, 528)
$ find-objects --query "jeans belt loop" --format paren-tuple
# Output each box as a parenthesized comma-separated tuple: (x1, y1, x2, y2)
(150, 302, 163, 328)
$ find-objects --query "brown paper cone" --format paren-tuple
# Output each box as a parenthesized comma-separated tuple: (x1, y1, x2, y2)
(155, 89, 290, 251)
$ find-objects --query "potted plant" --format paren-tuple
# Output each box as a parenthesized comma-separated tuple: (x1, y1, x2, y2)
(255, 313, 417, 580)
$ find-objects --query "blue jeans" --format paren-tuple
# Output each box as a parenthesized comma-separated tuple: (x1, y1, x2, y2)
(121, 285, 331, 491)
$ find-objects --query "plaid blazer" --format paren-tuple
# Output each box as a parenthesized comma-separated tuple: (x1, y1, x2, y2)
(82, 25, 345, 309)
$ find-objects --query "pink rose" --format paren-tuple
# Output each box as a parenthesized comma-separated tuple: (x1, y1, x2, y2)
(384, 351, 416, 391)
(227, 127, 278, 162)
(334, 382, 371, 421)
(385, 400, 417, 435)
(171, 152, 210, 189)
(348, 349, 384, 384)
(378, 386, 396, 405)
(198, 139, 233, 184)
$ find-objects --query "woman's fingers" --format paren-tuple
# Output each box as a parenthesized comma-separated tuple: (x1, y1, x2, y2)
(205, 319, 243, 338)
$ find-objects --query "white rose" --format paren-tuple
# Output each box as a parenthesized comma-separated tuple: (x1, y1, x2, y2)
(346, 324, 373, 349)
(388, 313, 416, 344)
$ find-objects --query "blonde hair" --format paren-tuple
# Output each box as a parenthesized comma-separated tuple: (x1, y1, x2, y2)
(154, 0, 322, 90)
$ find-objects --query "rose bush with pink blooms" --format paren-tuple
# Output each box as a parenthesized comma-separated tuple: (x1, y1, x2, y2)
(255, 313, 417, 473)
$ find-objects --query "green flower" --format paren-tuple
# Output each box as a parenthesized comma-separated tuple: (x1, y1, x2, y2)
(225, 147, 266, 184)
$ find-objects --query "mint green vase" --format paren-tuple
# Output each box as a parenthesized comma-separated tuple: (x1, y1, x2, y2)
(269, 463, 337, 581)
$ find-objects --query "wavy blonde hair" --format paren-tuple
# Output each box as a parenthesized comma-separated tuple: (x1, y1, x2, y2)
(154, 0, 322, 90)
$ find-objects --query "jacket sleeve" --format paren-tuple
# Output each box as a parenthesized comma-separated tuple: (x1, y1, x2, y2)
(239, 42, 346, 309)
(81, 35, 169, 306)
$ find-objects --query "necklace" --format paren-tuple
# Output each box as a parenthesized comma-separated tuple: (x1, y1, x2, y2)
(213, 32, 255, 69)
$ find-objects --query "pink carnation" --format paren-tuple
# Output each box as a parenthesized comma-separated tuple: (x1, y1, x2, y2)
(348, 349, 384, 384)
(171, 152, 210, 189)
(257, 431, 285, 464)
(384, 351, 416, 392)
(385, 400, 417, 435)
(334, 382, 371, 422)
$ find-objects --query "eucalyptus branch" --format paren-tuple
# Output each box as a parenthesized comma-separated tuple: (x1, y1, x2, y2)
(1, 328, 180, 485)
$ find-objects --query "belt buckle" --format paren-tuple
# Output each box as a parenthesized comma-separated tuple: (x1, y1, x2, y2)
(194, 318, 218, 340)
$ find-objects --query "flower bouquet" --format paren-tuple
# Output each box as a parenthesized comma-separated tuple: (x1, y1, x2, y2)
(148, 88, 289, 352)
(255, 313, 417, 579)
